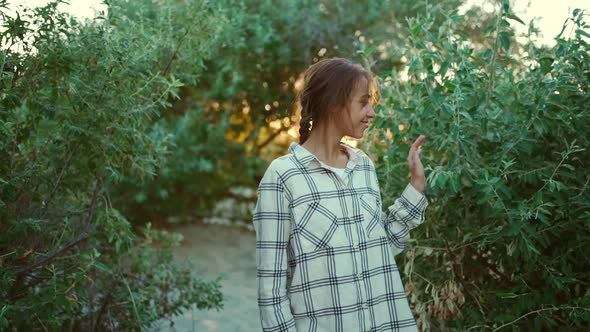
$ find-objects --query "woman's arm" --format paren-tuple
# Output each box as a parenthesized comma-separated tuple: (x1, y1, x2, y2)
(381, 182, 428, 255)
(376, 134, 429, 255)
(253, 162, 297, 332)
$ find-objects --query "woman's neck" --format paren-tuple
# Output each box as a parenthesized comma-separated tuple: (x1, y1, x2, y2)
(302, 131, 349, 168)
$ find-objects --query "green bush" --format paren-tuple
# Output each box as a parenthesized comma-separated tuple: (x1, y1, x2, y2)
(113, 106, 256, 222)
(0, 0, 223, 329)
(372, 3, 590, 330)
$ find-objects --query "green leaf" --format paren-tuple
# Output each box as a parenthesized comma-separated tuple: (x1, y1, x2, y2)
(502, 0, 510, 12)
(361, 45, 377, 58)
(449, 174, 460, 193)
(525, 241, 541, 255)
(573, 8, 581, 17)
(499, 32, 510, 51)
(94, 262, 113, 273)
(576, 29, 590, 38)
(135, 192, 147, 203)
(539, 57, 554, 74)
(459, 111, 473, 120)
(0, 306, 8, 329)
(462, 232, 472, 241)
(496, 291, 517, 298)
(437, 172, 449, 189)
(506, 13, 525, 25)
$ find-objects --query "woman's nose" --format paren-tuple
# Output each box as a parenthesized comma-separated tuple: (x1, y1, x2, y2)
(368, 105, 376, 118)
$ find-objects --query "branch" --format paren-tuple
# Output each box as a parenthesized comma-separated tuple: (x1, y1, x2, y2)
(161, 28, 191, 77)
(93, 279, 117, 332)
(39, 143, 80, 218)
(257, 121, 291, 151)
(445, 240, 489, 318)
(444, 240, 462, 279)
(15, 177, 103, 276)
(485, 4, 502, 111)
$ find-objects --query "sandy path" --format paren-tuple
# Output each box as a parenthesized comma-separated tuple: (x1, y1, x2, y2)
(153, 222, 261, 332)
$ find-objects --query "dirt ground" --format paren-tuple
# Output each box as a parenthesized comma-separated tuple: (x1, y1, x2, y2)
(151, 222, 261, 332)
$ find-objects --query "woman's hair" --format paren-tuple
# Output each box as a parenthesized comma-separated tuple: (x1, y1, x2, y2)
(298, 57, 378, 144)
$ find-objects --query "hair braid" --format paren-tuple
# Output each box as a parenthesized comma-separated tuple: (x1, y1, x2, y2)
(299, 108, 313, 144)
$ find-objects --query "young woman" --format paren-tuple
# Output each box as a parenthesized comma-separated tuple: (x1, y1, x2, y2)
(253, 58, 428, 332)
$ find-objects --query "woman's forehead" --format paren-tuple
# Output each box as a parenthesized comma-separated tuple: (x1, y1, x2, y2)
(353, 78, 370, 97)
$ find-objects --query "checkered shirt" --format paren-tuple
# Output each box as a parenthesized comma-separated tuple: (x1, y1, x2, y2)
(253, 141, 428, 332)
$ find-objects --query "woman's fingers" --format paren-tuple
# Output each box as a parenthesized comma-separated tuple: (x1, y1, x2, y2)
(408, 135, 425, 165)
(406, 135, 426, 192)
(411, 135, 426, 150)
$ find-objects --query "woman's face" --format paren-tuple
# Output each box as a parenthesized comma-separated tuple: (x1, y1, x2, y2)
(342, 77, 375, 139)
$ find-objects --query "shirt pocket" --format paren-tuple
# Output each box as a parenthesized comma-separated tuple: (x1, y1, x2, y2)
(291, 198, 349, 253)
(360, 193, 388, 239)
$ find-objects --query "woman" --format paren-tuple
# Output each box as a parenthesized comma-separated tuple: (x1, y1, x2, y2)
(253, 58, 428, 331)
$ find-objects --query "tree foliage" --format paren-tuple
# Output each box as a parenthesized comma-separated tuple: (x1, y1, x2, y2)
(371, 3, 590, 330)
(195, 0, 465, 153)
(0, 0, 223, 329)
(113, 0, 472, 223)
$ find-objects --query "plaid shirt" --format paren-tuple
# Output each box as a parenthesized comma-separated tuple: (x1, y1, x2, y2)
(253, 141, 428, 332)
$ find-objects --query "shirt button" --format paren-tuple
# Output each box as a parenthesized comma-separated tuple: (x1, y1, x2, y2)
(362, 303, 369, 309)
(357, 273, 362, 279)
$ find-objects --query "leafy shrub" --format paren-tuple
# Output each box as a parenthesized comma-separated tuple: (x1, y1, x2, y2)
(372, 3, 590, 330)
(0, 0, 223, 329)
(113, 106, 259, 222)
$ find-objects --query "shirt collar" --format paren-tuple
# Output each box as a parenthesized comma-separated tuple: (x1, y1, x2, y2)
(288, 141, 363, 169)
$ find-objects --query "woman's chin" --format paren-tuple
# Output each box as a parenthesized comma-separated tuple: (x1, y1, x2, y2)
(356, 128, 369, 138)
(349, 132, 364, 139)
(344, 127, 369, 140)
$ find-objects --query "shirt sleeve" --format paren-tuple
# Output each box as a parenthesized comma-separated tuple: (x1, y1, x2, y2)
(252, 163, 297, 332)
(382, 182, 429, 255)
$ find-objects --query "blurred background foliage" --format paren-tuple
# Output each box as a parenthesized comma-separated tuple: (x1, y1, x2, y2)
(0, 0, 588, 330)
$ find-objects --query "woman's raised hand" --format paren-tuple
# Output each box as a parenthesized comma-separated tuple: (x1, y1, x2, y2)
(408, 135, 426, 193)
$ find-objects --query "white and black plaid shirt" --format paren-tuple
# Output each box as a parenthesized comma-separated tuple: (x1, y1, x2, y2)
(253, 141, 428, 332)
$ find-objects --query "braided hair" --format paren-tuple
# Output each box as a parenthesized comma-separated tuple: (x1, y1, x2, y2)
(298, 58, 375, 144)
